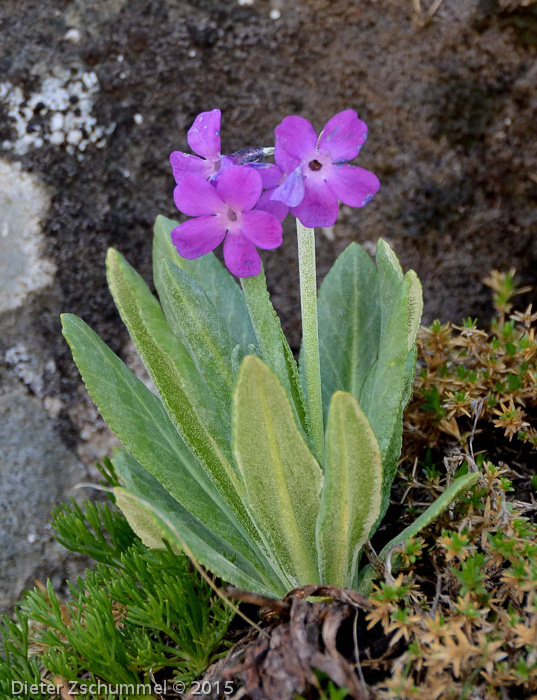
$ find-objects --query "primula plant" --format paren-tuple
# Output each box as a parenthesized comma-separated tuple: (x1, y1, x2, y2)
(62, 109, 477, 597)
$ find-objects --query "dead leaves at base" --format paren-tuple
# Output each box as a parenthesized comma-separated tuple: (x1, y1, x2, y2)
(188, 587, 372, 700)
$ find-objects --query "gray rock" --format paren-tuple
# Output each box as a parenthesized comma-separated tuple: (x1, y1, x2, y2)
(0, 389, 86, 611)
(0, 160, 55, 314)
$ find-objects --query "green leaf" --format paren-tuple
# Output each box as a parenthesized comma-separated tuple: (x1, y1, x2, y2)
(60, 314, 271, 583)
(357, 472, 480, 594)
(240, 267, 309, 437)
(374, 240, 422, 415)
(376, 241, 421, 423)
(316, 240, 423, 528)
(158, 259, 240, 423)
(316, 243, 381, 420)
(114, 489, 171, 552)
(233, 356, 322, 588)
(374, 343, 419, 527)
(361, 266, 423, 518)
(106, 250, 274, 554)
(376, 237, 404, 312)
(113, 448, 282, 594)
(106, 249, 243, 500)
(317, 391, 382, 588)
(107, 247, 227, 443)
(153, 215, 256, 352)
(113, 489, 274, 596)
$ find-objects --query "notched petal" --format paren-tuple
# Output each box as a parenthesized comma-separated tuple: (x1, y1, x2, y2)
(171, 216, 226, 259)
(274, 115, 318, 173)
(187, 109, 222, 160)
(173, 175, 225, 217)
(291, 177, 339, 228)
(319, 110, 369, 164)
(224, 233, 261, 278)
(216, 165, 263, 212)
(169, 151, 210, 183)
(327, 164, 380, 208)
(241, 210, 283, 250)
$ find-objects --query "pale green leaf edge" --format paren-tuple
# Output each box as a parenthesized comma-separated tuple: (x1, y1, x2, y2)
(106, 249, 245, 504)
(233, 355, 322, 588)
(112, 446, 282, 593)
(60, 313, 279, 588)
(357, 472, 480, 595)
(317, 391, 383, 588)
(113, 489, 275, 595)
(240, 268, 310, 441)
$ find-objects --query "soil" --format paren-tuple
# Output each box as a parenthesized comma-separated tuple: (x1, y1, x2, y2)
(1, 0, 537, 607)
(2, 0, 537, 356)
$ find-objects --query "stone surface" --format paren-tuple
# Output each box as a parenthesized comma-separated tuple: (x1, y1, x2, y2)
(1, 0, 537, 610)
(0, 389, 87, 610)
(0, 160, 55, 313)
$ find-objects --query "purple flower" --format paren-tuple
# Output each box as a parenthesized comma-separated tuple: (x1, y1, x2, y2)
(172, 165, 283, 278)
(271, 110, 380, 228)
(248, 162, 289, 223)
(170, 109, 230, 183)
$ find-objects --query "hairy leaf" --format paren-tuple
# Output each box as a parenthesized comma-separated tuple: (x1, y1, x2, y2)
(113, 448, 282, 594)
(114, 489, 172, 552)
(241, 268, 308, 437)
(153, 215, 256, 352)
(233, 356, 322, 587)
(361, 265, 423, 518)
(61, 314, 271, 581)
(317, 241, 422, 532)
(113, 489, 273, 595)
(316, 243, 381, 420)
(317, 391, 382, 588)
(106, 251, 271, 552)
(158, 259, 240, 423)
(107, 247, 226, 442)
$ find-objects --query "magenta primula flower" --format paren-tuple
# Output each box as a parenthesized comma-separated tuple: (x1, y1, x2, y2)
(271, 110, 380, 228)
(172, 165, 283, 278)
(170, 109, 230, 183)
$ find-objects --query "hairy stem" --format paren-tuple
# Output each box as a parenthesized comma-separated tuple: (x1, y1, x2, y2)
(296, 219, 324, 457)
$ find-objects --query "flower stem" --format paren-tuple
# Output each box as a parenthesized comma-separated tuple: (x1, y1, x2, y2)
(296, 219, 324, 457)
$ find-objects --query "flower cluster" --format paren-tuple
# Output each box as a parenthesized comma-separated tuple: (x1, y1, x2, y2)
(170, 109, 380, 277)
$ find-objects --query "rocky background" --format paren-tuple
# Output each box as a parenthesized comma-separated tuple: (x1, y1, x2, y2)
(1, 0, 536, 611)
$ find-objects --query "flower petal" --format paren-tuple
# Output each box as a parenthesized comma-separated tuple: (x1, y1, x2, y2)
(187, 109, 221, 159)
(241, 210, 283, 249)
(209, 155, 234, 183)
(318, 110, 369, 163)
(271, 166, 305, 207)
(169, 151, 211, 184)
(223, 233, 261, 278)
(255, 189, 289, 223)
(216, 165, 263, 212)
(326, 164, 381, 207)
(247, 162, 283, 189)
(274, 116, 318, 173)
(173, 175, 225, 217)
(291, 177, 339, 228)
(171, 216, 226, 259)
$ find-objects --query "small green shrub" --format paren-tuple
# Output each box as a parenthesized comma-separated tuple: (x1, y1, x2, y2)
(0, 495, 234, 700)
